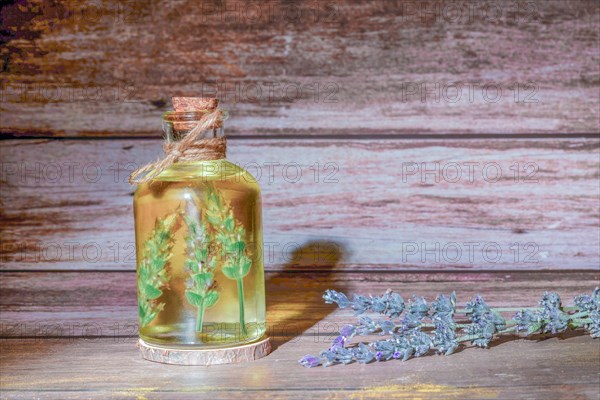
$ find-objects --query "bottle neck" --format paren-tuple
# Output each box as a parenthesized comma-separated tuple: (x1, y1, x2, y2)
(129, 101, 227, 185)
(162, 111, 225, 143)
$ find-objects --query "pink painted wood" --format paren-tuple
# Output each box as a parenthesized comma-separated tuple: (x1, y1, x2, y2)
(0, 1, 598, 137)
(1, 138, 598, 271)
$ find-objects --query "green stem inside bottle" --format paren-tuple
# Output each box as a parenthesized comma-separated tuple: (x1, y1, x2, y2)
(237, 278, 247, 336)
(196, 302, 205, 333)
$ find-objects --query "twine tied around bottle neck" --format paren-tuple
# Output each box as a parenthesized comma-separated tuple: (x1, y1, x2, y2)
(128, 109, 227, 185)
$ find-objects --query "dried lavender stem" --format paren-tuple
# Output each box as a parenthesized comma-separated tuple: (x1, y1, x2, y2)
(455, 306, 578, 313)
(456, 326, 517, 343)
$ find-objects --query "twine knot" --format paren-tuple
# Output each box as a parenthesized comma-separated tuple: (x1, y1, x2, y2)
(129, 109, 227, 185)
(167, 146, 183, 158)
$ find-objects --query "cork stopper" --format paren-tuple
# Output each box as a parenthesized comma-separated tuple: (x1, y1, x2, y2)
(172, 97, 218, 112)
(168, 97, 222, 133)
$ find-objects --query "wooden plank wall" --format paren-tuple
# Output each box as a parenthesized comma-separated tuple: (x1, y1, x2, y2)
(1, 1, 599, 398)
(1, 138, 599, 271)
(1, 0, 599, 137)
(1, 0, 599, 273)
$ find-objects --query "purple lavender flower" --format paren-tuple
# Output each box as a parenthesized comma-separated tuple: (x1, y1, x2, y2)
(340, 324, 356, 338)
(410, 296, 429, 315)
(399, 296, 429, 331)
(383, 292, 405, 318)
(371, 340, 395, 361)
(538, 292, 569, 334)
(465, 313, 506, 347)
(389, 333, 415, 361)
(299, 355, 321, 368)
(574, 288, 600, 313)
(431, 292, 456, 323)
(573, 288, 600, 338)
(320, 346, 353, 366)
(323, 290, 350, 308)
(514, 292, 570, 335)
(351, 294, 372, 315)
(433, 321, 458, 355)
(540, 291, 562, 310)
(356, 316, 378, 335)
(409, 331, 433, 357)
(514, 309, 542, 334)
(330, 335, 346, 349)
(321, 289, 405, 317)
(544, 309, 569, 334)
(369, 296, 387, 314)
(464, 296, 506, 347)
(465, 295, 490, 317)
(379, 319, 396, 335)
(352, 343, 375, 364)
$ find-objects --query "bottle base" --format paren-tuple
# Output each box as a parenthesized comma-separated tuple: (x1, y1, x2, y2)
(137, 336, 272, 365)
(139, 322, 267, 349)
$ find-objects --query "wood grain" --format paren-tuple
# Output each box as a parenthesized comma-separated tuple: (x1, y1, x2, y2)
(1, 271, 599, 399)
(1, 270, 597, 338)
(1, 0, 598, 137)
(1, 138, 598, 271)
(1, 336, 598, 400)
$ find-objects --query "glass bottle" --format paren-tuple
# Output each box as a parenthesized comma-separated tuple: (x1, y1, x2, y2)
(133, 99, 265, 349)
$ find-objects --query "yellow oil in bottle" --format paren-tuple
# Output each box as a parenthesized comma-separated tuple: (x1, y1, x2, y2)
(134, 159, 265, 348)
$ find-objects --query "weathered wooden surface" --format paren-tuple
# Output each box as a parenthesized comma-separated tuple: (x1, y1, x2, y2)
(1, 138, 598, 271)
(1, 335, 598, 400)
(1, 0, 599, 137)
(1, 272, 599, 399)
(1, 271, 598, 337)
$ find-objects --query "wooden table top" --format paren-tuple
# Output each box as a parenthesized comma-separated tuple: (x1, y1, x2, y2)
(2, 271, 599, 399)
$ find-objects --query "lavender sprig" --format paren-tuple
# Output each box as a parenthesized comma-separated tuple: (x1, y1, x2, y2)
(463, 295, 506, 347)
(299, 288, 600, 368)
(573, 288, 600, 337)
(431, 292, 458, 355)
(323, 289, 405, 317)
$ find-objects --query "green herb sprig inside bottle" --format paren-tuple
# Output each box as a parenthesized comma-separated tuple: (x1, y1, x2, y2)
(131, 97, 266, 349)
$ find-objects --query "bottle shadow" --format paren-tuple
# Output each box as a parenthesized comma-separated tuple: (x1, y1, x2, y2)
(265, 240, 347, 351)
